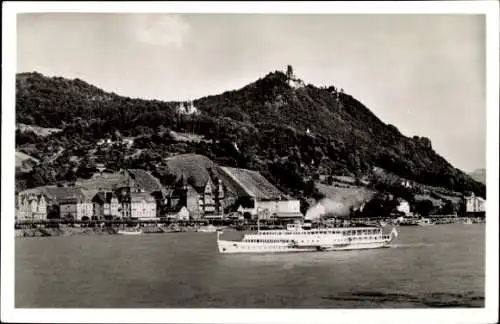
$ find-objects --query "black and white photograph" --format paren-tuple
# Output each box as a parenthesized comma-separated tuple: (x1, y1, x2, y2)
(2, 1, 499, 324)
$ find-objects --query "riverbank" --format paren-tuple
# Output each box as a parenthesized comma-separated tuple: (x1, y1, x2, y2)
(15, 227, 116, 237)
(15, 224, 232, 237)
(15, 219, 485, 238)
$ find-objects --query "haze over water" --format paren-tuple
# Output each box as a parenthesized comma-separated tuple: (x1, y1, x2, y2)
(15, 224, 484, 308)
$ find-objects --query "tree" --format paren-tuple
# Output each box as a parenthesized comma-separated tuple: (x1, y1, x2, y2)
(187, 176, 197, 188)
(153, 168, 177, 187)
(437, 200, 455, 216)
(47, 204, 60, 219)
(16, 129, 41, 146)
(414, 199, 434, 217)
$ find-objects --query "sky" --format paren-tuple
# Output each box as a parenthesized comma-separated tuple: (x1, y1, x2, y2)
(16, 13, 486, 173)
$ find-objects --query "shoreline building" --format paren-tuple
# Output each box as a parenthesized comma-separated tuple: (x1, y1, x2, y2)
(17, 192, 47, 221)
(217, 166, 303, 220)
(130, 192, 157, 220)
(171, 176, 225, 220)
(59, 191, 94, 221)
(164, 154, 226, 220)
(463, 192, 486, 214)
(17, 186, 89, 221)
(92, 191, 120, 220)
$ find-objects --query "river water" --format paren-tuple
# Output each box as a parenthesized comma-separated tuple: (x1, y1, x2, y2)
(15, 224, 485, 308)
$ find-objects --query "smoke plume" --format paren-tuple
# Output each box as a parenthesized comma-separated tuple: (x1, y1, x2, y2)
(305, 189, 375, 220)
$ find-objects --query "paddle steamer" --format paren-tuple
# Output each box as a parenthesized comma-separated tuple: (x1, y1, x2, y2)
(217, 221, 398, 254)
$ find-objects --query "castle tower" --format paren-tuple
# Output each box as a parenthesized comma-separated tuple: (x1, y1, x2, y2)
(286, 65, 294, 79)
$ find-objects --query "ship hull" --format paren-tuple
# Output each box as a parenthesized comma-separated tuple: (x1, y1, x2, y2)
(217, 239, 392, 254)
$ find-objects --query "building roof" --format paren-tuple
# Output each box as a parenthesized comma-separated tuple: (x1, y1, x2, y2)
(164, 154, 218, 191)
(130, 192, 155, 203)
(20, 186, 98, 204)
(93, 191, 118, 204)
(81, 189, 100, 201)
(218, 166, 283, 200)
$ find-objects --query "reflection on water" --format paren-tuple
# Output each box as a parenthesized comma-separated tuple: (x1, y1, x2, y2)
(16, 224, 485, 308)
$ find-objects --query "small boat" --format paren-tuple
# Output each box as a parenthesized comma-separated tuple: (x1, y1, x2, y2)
(398, 220, 418, 226)
(463, 218, 474, 225)
(117, 229, 143, 235)
(117, 224, 143, 235)
(197, 224, 218, 233)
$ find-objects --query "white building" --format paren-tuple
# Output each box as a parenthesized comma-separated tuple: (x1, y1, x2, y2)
(218, 166, 303, 219)
(122, 138, 134, 148)
(238, 200, 302, 219)
(401, 180, 412, 188)
(464, 192, 486, 213)
(17, 193, 47, 221)
(177, 101, 199, 115)
(130, 192, 157, 219)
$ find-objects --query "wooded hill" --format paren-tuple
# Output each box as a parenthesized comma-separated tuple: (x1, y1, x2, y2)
(15, 68, 486, 203)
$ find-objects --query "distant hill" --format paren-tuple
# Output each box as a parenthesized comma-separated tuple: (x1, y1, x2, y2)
(15, 68, 486, 199)
(469, 168, 486, 184)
